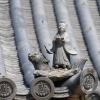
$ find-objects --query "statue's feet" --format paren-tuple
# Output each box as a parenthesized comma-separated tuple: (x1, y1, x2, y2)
(54, 64, 71, 70)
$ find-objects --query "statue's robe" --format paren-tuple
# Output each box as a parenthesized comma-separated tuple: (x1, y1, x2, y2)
(51, 32, 77, 68)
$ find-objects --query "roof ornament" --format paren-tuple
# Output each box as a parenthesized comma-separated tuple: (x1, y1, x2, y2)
(28, 22, 88, 100)
(0, 78, 16, 100)
(80, 68, 98, 95)
(29, 51, 87, 99)
(51, 22, 77, 69)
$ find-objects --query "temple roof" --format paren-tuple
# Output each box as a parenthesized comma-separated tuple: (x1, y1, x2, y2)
(0, 0, 100, 99)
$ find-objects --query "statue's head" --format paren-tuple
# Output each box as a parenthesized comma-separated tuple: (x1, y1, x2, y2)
(58, 22, 66, 33)
(28, 52, 41, 63)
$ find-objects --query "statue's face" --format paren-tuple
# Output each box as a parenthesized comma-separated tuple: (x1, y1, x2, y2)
(29, 52, 40, 62)
(58, 23, 66, 33)
(33, 53, 40, 60)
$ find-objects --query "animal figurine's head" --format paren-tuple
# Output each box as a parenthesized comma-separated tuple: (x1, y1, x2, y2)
(28, 52, 41, 63)
(28, 52, 49, 70)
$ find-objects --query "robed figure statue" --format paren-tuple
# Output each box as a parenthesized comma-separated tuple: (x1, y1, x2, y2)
(51, 22, 77, 69)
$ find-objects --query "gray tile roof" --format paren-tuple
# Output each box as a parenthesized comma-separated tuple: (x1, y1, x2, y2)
(0, 0, 100, 99)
